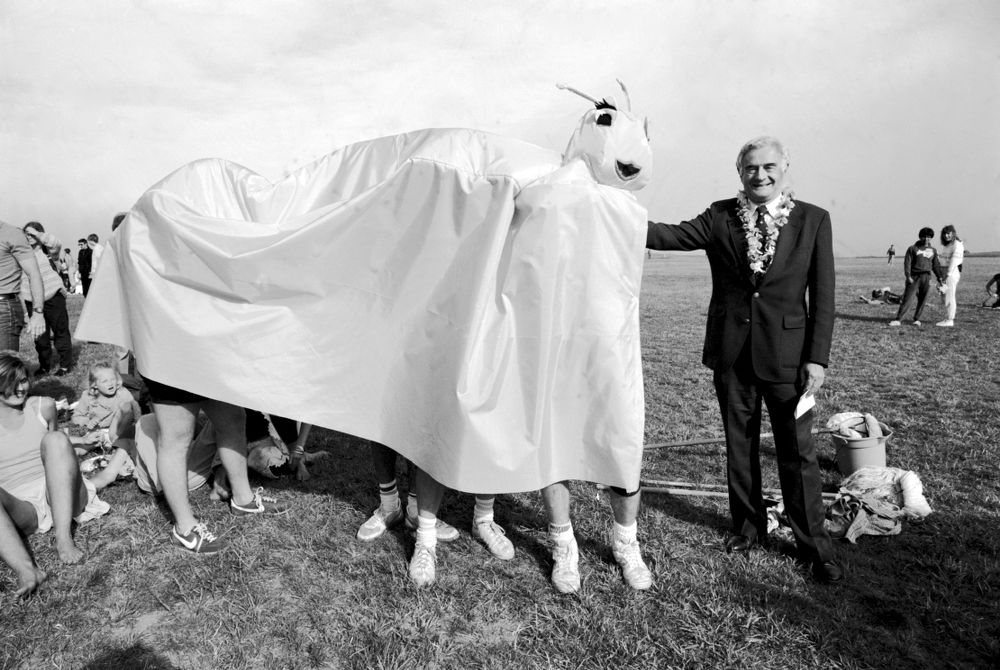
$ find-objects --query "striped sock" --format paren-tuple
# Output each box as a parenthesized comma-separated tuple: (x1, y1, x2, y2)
(379, 480, 400, 512)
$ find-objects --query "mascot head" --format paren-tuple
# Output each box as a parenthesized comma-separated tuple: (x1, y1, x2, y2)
(559, 80, 652, 192)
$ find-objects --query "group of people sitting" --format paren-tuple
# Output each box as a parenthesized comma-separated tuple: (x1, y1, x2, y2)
(0, 350, 333, 597)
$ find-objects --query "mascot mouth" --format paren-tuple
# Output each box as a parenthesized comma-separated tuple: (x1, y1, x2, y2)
(616, 161, 640, 181)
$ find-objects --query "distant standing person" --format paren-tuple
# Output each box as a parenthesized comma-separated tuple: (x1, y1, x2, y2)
(77, 239, 93, 296)
(935, 225, 964, 327)
(0, 220, 46, 349)
(62, 249, 78, 292)
(889, 227, 943, 327)
(21, 223, 73, 375)
(886, 244, 895, 264)
(87, 234, 104, 283)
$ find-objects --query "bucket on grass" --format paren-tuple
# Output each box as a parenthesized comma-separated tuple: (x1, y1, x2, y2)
(830, 422, 892, 476)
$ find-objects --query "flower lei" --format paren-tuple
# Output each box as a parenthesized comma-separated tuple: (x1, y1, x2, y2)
(737, 190, 795, 275)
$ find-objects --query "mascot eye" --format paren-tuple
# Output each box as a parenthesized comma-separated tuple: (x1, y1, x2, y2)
(616, 161, 640, 178)
(596, 113, 613, 126)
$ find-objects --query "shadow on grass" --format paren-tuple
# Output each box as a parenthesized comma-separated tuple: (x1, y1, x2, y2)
(81, 642, 178, 669)
(720, 508, 1000, 669)
(834, 311, 897, 323)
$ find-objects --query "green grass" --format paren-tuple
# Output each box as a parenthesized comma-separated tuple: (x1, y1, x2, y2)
(2, 256, 998, 669)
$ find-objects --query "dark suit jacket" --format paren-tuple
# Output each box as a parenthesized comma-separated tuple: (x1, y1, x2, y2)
(647, 198, 834, 383)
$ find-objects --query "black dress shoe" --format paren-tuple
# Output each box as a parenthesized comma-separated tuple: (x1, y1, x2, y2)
(725, 535, 753, 554)
(813, 560, 844, 584)
(54, 367, 72, 377)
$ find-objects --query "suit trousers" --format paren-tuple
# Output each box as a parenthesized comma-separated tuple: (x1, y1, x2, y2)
(713, 340, 834, 563)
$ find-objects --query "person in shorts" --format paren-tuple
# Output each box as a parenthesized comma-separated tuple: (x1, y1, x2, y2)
(141, 374, 284, 554)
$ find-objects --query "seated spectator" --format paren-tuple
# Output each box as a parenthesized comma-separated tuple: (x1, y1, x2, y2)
(244, 409, 320, 481)
(71, 362, 141, 454)
(0, 352, 110, 595)
(986, 272, 1000, 309)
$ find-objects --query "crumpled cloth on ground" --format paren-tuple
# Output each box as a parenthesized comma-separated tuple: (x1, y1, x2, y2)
(824, 467, 933, 543)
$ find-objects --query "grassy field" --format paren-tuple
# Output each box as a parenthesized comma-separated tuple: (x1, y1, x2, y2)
(2, 255, 998, 669)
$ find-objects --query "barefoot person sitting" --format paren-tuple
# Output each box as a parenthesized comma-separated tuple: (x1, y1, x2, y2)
(0, 352, 110, 595)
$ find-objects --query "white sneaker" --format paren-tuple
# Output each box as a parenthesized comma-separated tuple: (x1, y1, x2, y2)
(404, 510, 459, 542)
(550, 537, 581, 594)
(356, 506, 403, 542)
(913, 320, 922, 326)
(474, 520, 514, 560)
(408, 543, 436, 587)
(935, 320, 954, 327)
(612, 538, 653, 590)
(888, 320, 901, 327)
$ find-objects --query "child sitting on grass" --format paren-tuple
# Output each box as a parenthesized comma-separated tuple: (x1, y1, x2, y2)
(70, 362, 142, 482)
(0, 353, 110, 597)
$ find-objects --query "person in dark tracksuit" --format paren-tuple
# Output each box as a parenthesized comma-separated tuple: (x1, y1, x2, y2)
(889, 227, 944, 327)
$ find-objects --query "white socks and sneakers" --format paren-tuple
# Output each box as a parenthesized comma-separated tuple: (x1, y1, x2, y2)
(473, 497, 514, 560)
(611, 521, 652, 590)
(549, 523, 581, 594)
(409, 515, 438, 587)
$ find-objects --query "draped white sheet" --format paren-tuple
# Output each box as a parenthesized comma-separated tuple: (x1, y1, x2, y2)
(76, 128, 647, 493)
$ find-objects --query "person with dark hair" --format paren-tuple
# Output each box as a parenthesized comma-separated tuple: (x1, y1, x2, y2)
(935, 225, 964, 327)
(77, 239, 93, 296)
(889, 227, 944, 327)
(21, 222, 73, 375)
(886, 244, 895, 264)
(0, 352, 110, 582)
(646, 135, 842, 585)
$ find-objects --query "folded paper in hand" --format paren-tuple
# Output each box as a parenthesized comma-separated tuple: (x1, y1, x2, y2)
(794, 393, 816, 419)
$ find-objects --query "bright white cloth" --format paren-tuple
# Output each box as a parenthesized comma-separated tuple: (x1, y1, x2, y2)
(76, 127, 649, 493)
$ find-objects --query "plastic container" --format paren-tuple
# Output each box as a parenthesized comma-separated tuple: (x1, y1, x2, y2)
(831, 422, 892, 476)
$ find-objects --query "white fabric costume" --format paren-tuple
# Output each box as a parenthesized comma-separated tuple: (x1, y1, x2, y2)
(76, 93, 653, 493)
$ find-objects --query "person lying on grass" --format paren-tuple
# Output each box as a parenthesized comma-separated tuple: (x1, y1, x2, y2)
(0, 352, 111, 597)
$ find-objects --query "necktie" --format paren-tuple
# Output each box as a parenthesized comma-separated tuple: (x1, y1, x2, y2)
(756, 206, 770, 274)
(756, 206, 768, 239)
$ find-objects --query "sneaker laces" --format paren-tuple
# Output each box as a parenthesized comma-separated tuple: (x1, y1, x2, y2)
(412, 544, 435, 573)
(552, 541, 575, 566)
(615, 539, 644, 568)
(190, 522, 217, 542)
(251, 487, 277, 507)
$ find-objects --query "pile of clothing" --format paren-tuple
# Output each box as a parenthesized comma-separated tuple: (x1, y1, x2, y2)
(824, 467, 933, 542)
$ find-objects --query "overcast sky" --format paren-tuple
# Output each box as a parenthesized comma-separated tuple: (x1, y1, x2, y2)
(2, 0, 997, 256)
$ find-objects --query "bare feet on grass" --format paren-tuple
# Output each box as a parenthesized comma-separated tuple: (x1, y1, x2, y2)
(15, 566, 47, 599)
(55, 535, 84, 564)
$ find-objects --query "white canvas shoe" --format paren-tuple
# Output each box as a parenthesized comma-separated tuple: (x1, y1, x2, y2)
(935, 320, 954, 327)
(474, 520, 515, 560)
(550, 536, 581, 594)
(612, 538, 653, 590)
(408, 544, 436, 587)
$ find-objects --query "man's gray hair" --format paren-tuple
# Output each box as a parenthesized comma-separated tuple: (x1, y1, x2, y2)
(736, 136, 789, 173)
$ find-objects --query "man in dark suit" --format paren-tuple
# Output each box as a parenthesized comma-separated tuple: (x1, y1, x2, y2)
(646, 136, 842, 584)
(77, 239, 92, 296)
